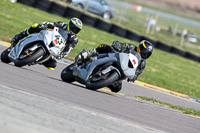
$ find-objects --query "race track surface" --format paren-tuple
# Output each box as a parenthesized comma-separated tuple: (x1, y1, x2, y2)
(0, 44, 199, 133)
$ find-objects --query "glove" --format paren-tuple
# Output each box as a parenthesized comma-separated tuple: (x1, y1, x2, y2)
(75, 54, 82, 62)
(112, 41, 121, 51)
(75, 49, 88, 62)
(75, 52, 88, 61)
(39, 23, 48, 30)
(31, 23, 47, 33)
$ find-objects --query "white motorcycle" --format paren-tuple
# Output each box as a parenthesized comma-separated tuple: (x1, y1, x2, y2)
(1, 27, 67, 67)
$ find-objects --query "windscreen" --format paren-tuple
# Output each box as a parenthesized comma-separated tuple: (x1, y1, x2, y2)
(58, 28, 68, 41)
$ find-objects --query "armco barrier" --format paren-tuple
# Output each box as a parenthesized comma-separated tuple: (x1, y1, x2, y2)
(109, 24, 127, 37)
(185, 52, 200, 62)
(17, 0, 200, 63)
(48, 2, 66, 16)
(95, 19, 112, 32)
(18, 0, 35, 6)
(80, 14, 97, 27)
(156, 41, 172, 52)
(170, 47, 186, 57)
(64, 7, 83, 18)
(125, 30, 142, 42)
(33, 0, 52, 11)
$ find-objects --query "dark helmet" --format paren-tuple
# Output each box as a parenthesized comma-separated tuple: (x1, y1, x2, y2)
(136, 40, 153, 59)
(67, 18, 83, 34)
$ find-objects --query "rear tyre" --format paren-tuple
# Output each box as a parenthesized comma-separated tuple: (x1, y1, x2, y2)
(86, 71, 119, 90)
(15, 48, 45, 67)
(1, 48, 11, 63)
(61, 63, 75, 83)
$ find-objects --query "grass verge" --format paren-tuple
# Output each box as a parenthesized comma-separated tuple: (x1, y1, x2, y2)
(136, 96, 200, 117)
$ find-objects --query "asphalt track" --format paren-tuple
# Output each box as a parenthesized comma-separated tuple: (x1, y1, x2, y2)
(0, 43, 200, 133)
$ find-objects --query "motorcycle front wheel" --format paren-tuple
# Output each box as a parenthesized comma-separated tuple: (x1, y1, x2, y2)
(1, 48, 11, 63)
(61, 63, 75, 83)
(86, 71, 120, 90)
(15, 47, 45, 67)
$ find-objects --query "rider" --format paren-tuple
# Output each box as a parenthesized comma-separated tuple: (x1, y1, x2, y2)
(11, 18, 83, 70)
(76, 40, 154, 90)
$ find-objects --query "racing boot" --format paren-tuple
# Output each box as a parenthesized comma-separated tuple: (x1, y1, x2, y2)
(42, 56, 57, 70)
(11, 30, 28, 47)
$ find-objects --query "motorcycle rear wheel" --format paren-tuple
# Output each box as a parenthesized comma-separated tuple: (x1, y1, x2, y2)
(15, 48, 45, 67)
(86, 71, 119, 90)
(61, 63, 75, 83)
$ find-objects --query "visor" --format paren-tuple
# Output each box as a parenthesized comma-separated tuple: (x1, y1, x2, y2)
(141, 52, 152, 59)
(71, 26, 81, 34)
(69, 21, 81, 34)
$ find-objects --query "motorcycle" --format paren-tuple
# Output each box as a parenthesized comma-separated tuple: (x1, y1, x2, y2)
(61, 48, 142, 92)
(1, 27, 67, 67)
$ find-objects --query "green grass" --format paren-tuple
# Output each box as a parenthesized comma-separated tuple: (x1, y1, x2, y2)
(140, 49, 200, 98)
(137, 96, 200, 117)
(0, 0, 200, 98)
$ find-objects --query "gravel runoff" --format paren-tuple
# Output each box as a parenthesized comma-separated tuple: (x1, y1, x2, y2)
(0, 84, 157, 133)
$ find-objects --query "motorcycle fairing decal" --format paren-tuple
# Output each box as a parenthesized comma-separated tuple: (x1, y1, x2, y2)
(129, 54, 139, 69)
(52, 27, 66, 49)
(132, 59, 136, 65)
(54, 39, 58, 45)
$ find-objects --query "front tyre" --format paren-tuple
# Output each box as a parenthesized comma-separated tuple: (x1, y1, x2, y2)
(86, 71, 120, 90)
(15, 48, 45, 67)
(61, 63, 75, 83)
(1, 48, 11, 63)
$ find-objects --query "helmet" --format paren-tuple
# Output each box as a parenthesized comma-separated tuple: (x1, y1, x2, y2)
(67, 18, 83, 34)
(136, 40, 153, 59)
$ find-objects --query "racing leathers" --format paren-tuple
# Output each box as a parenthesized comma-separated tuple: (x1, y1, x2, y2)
(76, 40, 146, 89)
(11, 21, 78, 69)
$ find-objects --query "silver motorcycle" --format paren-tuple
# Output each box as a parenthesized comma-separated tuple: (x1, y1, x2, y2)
(1, 27, 67, 67)
(61, 48, 142, 92)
